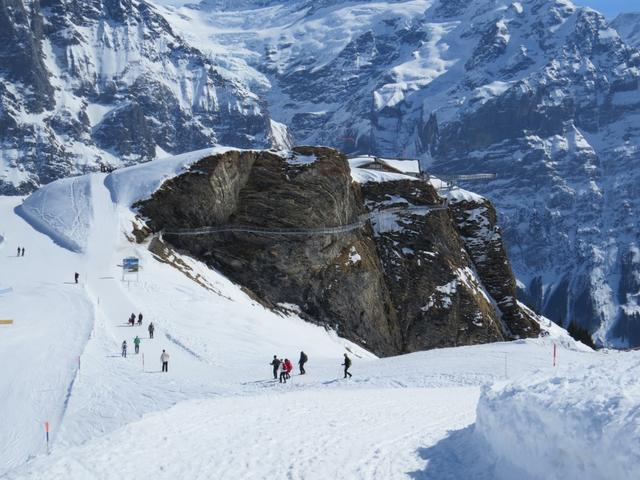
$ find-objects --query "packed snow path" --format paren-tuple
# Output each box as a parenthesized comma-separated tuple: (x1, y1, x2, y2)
(0, 162, 623, 479)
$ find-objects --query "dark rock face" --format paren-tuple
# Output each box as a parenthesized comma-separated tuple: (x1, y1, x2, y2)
(136, 147, 539, 355)
(448, 197, 540, 338)
(361, 181, 506, 350)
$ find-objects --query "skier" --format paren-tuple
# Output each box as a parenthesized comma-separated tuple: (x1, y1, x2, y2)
(134, 335, 141, 354)
(342, 353, 352, 378)
(279, 359, 288, 383)
(298, 350, 308, 375)
(74, 272, 79, 284)
(148, 322, 155, 339)
(137, 313, 143, 326)
(129, 313, 135, 326)
(161, 350, 170, 372)
(17, 246, 20, 257)
(21, 247, 24, 256)
(121, 340, 127, 358)
(284, 358, 293, 379)
(270, 355, 281, 380)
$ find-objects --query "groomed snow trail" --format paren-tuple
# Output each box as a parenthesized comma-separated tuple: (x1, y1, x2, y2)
(8, 388, 479, 480)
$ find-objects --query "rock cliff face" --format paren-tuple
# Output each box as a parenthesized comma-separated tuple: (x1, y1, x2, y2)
(136, 147, 539, 355)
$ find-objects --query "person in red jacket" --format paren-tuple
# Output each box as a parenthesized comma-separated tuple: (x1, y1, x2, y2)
(279, 359, 287, 383)
(284, 358, 293, 379)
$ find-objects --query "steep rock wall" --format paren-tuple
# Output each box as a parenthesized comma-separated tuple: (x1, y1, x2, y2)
(136, 147, 539, 355)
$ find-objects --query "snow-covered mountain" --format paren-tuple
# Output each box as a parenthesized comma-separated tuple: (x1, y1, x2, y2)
(2, 0, 640, 346)
(612, 12, 640, 48)
(0, 0, 285, 194)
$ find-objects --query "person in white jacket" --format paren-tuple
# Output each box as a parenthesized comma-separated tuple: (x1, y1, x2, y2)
(161, 350, 170, 372)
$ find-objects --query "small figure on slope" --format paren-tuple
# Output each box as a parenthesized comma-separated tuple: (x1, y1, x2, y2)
(121, 340, 127, 358)
(134, 336, 141, 354)
(279, 358, 288, 383)
(148, 322, 154, 339)
(137, 313, 143, 326)
(74, 272, 79, 284)
(284, 358, 293, 379)
(161, 349, 170, 372)
(342, 353, 352, 379)
(128, 313, 135, 326)
(270, 355, 281, 380)
(298, 350, 308, 375)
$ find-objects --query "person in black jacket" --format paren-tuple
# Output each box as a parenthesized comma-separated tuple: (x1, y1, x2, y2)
(342, 353, 352, 378)
(270, 355, 281, 380)
(298, 351, 308, 375)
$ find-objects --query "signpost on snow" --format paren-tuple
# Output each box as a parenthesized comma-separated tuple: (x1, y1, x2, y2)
(553, 343, 557, 367)
(121, 257, 140, 282)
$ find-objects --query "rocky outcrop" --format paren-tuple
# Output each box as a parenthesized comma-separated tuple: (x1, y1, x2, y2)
(361, 180, 506, 350)
(448, 196, 540, 338)
(136, 147, 539, 356)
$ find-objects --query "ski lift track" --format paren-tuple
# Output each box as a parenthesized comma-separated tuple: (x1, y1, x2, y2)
(162, 205, 449, 238)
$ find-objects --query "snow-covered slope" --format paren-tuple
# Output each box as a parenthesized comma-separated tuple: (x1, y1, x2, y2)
(1, 147, 607, 479)
(475, 354, 640, 480)
(0, 156, 370, 474)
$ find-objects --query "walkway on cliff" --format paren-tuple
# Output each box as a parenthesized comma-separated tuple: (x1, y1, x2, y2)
(161, 205, 448, 238)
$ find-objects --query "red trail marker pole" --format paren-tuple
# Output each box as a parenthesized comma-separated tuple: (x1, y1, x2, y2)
(44, 422, 50, 454)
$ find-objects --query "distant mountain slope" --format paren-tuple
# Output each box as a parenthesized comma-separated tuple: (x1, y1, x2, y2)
(0, 0, 282, 194)
(612, 12, 640, 48)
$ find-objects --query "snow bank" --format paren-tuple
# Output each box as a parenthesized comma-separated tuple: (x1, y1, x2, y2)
(16, 176, 93, 252)
(105, 146, 234, 206)
(476, 355, 640, 480)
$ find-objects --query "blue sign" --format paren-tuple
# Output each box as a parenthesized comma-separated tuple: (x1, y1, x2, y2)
(123, 257, 139, 273)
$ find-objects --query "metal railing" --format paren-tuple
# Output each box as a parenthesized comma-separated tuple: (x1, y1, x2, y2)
(162, 205, 447, 238)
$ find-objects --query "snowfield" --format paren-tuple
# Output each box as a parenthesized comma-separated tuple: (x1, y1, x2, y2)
(476, 356, 640, 480)
(1, 149, 637, 479)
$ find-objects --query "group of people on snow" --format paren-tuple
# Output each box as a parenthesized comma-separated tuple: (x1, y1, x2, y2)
(99, 163, 116, 173)
(120, 315, 166, 371)
(270, 353, 304, 383)
(269, 351, 353, 382)
(128, 312, 144, 326)
(16, 246, 25, 257)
